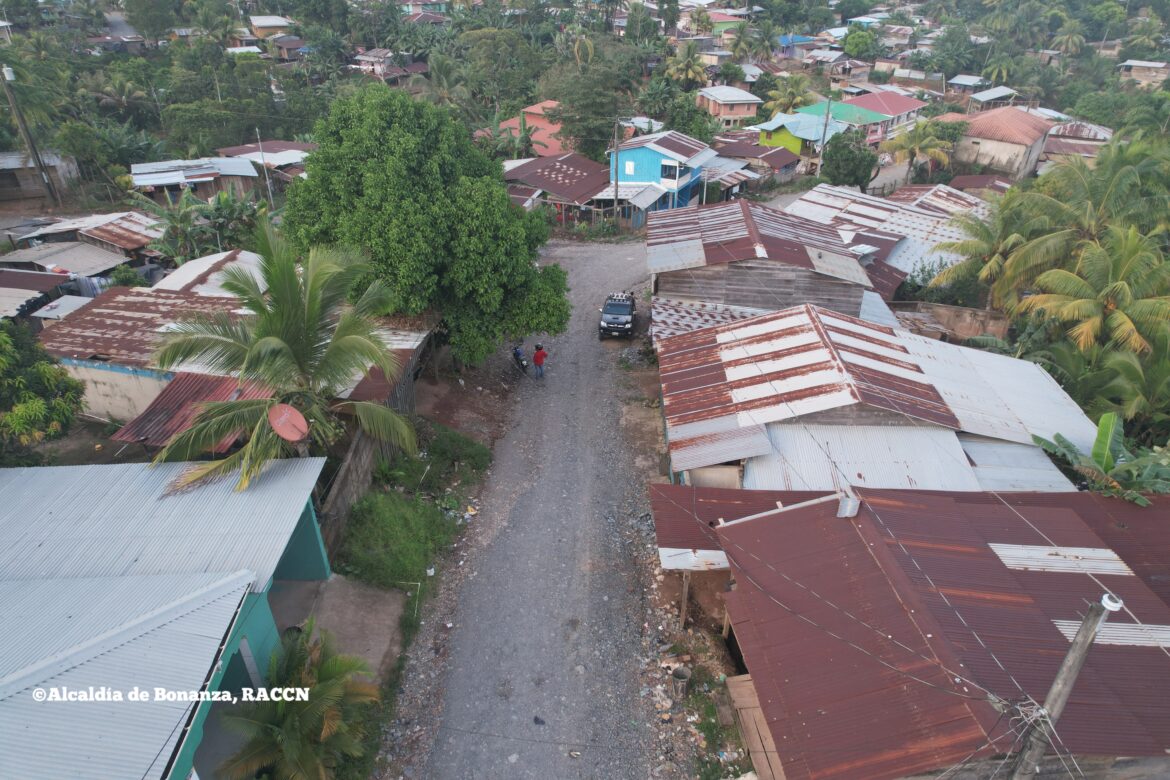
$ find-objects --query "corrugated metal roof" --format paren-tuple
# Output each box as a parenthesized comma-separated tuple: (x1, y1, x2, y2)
(0, 268, 70, 292)
(934, 106, 1054, 145)
(970, 85, 1018, 102)
(38, 287, 240, 367)
(18, 212, 135, 243)
(615, 130, 715, 166)
(80, 211, 165, 251)
(785, 184, 986, 275)
(0, 570, 253, 780)
(698, 85, 763, 104)
(28, 294, 91, 320)
(718, 488, 1170, 780)
(1, 241, 127, 276)
(650, 483, 827, 569)
(153, 249, 265, 297)
(646, 200, 873, 286)
(742, 422, 983, 492)
(858, 289, 898, 327)
(0, 287, 42, 318)
(503, 153, 609, 205)
(112, 372, 271, 451)
(130, 158, 258, 187)
(650, 297, 768, 344)
(958, 435, 1077, 491)
(0, 458, 324, 589)
(657, 305, 1095, 470)
(842, 91, 927, 117)
(216, 140, 317, 157)
(748, 112, 849, 144)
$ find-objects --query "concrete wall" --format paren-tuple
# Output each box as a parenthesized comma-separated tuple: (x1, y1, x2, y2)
(890, 301, 1010, 340)
(953, 136, 1044, 180)
(272, 503, 332, 582)
(61, 359, 171, 422)
(319, 429, 391, 551)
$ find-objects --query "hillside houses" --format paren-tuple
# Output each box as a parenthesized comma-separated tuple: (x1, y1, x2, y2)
(934, 106, 1055, 179)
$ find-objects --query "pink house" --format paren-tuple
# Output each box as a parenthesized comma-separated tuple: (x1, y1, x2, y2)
(696, 86, 763, 129)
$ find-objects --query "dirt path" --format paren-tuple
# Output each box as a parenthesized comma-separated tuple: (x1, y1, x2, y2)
(412, 240, 657, 779)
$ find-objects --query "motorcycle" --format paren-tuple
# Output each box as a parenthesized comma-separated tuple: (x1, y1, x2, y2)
(512, 345, 529, 374)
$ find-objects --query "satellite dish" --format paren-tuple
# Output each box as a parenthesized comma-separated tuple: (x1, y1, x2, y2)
(268, 403, 309, 443)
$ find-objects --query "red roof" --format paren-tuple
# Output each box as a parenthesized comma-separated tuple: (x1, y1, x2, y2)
(712, 140, 800, 171)
(947, 174, 1011, 194)
(719, 488, 1170, 780)
(843, 91, 927, 117)
(112, 372, 270, 452)
(497, 101, 567, 156)
(651, 483, 826, 553)
(0, 268, 69, 293)
(934, 106, 1054, 146)
(503, 153, 609, 205)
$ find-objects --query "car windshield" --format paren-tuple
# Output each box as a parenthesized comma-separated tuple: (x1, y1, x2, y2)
(603, 301, 632, 315)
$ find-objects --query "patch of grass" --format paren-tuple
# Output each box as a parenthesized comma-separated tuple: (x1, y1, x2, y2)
(374, 418, 491, 496)
(683, 665, 752, 780)
(336, 491, 458, 588)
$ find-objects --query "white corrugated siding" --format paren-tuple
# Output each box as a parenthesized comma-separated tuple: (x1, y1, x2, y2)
(0, 458, 324, 591)
(742, 423, 983, 491)
(0, 571, 252, 780)
(959, 436, 1076, 492)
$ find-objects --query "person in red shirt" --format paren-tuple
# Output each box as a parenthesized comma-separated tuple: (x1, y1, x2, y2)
(533, 343, 548, 378)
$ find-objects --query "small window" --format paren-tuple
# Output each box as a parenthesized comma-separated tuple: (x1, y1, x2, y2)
(624, 160, 635, 175)
(661, 162, 679, 180)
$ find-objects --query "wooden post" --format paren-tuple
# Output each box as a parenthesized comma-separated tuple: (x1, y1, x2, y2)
(721, 605, 731, 638)
(1009, 593, 1123, 779)
(679, 570, 690, 629)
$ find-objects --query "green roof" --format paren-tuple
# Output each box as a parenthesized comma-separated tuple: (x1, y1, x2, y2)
(795, 101, 887, 126)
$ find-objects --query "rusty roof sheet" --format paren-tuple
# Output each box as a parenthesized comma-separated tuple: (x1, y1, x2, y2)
(646, 200, 873, 287)
(111, 372, 270, 451)
(0, 268, 70, 293)
(38, 288, 240, 367)
(650, 483, 827, 569)
(947, 174, 1012, 194)
(615, 130, 715, 166)
(934, 106, 1054, 145)
(786, 184, 986, 275)
(656, 304, 1095, 470)
(79, 212, 164, 251)
(1043, 136, 1106, 157)
(503, 153, 609, 205)
(1049, 120, 1113, 141)
(719, 488, 1170, 780)
(216, 140, 317, 157)
(711, 141, 800, 170)
(650, 297, 768, 344)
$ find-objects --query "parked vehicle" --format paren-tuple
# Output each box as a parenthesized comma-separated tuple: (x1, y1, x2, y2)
(598, 292, 636, 339)
(512, 344, 529, 374)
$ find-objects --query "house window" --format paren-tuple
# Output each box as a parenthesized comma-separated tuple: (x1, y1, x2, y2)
(661, 162, 679, 180)
(624, 160, 635, 176)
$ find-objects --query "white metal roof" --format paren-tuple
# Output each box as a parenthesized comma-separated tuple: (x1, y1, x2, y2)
(0, 571, 252, 780)
(250, 14, 293, 26)
(0, 287, 42, 318)
(784, 184, 986, 275)
(28, 294, 91, 320)
(971, 85, 1018, 102)
(1120, 59, 1168, 68)
(2, 240, 128, 276)
(650, 297, 768, 344)
(130, 158, 258, 187)
(0, 151, 69, 170)
(958, 435, 1076, 491)
(699, 85, 763, 104)
(858, 290, 898, 328)
(948, 74, 984, 86)
(232, 149, 309, 168)
(18, 212, 132, 242)
(226, 45, 263, 54)
(0, 458, 324, 591)
(742, 423, 984, 492)
(153, 249, 265, 297)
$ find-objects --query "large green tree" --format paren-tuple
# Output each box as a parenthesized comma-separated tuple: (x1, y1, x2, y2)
(821, 129, 879, 192)
(0, 321, 83, 465)
(283, 85, 570, 364)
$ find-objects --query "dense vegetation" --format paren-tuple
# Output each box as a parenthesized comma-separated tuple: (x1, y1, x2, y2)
(0, 321, 84, 464)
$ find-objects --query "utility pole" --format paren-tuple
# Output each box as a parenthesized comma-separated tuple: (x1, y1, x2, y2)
(817, 94, 833, 175)
(256, 128, 274, 210)
(2, 65, 61, 207)
(1008, 593, 1123, 780)
(612, 118, 621, 220)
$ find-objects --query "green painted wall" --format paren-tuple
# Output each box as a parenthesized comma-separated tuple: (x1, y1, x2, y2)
(272, 503, 332, 583)
(167, 501, 329, 779)
(759, 128, 803, 154)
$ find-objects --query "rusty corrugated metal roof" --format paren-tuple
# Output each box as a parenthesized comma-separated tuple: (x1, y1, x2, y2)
(651, 482, 826, 554)
(111, 372, 270, 451)
(79, 212, 164, 251)
(38, 288, 240, 367)
(719, 488, 1170, 780)
(503, 153, 609, 205)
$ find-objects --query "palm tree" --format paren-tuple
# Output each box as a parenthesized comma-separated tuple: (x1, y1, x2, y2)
(1033, 413, 1170, 506)
(500, 114, 547, 158)
(92, 74, 150, 116)
(201, 191, 263, 251)
(572, 29, 595, 70)
(638, 78, 677, 118)
(981, 52, 1014, 84)
(730, 22, 754, 60)
(153, 220, 416, 490)
(753, 20, 778, 62)
(762, 73, 813, 117)
(1002, 143, 1170, 291)
(1097, 348, 1170, 446)
(128, 190, 215, 266)
(1016, 224, 1170, 354)
(879, 121, 952, 184)
(932, 190, 1041, 309)
(220, 620, 380, 780)
(1050, 20, 1085, 57)
(666, 41, 707, 90)
(689, 7, 712, 34)
(409, 54, 471, 111)
(1128, 16, 1164, 52)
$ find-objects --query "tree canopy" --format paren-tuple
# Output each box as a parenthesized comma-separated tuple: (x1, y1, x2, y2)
(821, 130, 879, 192)
(0, 321, 83, 465)
(283, 85, 570, 364)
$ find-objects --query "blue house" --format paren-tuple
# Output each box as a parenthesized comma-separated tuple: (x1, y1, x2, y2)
(607, 130, 717, 212)
(0, 458, 331, 780)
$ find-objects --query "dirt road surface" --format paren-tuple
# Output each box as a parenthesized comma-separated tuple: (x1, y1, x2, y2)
(421, 240, 657, 779)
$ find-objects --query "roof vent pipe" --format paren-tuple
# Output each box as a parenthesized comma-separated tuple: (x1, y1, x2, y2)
(1101, 593, 1124, 612)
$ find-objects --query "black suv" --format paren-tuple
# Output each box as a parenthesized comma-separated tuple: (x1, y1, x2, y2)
(599, 292, 637, 339)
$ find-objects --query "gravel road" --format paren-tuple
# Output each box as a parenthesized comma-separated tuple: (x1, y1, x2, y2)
(422, 240, 656, 779)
